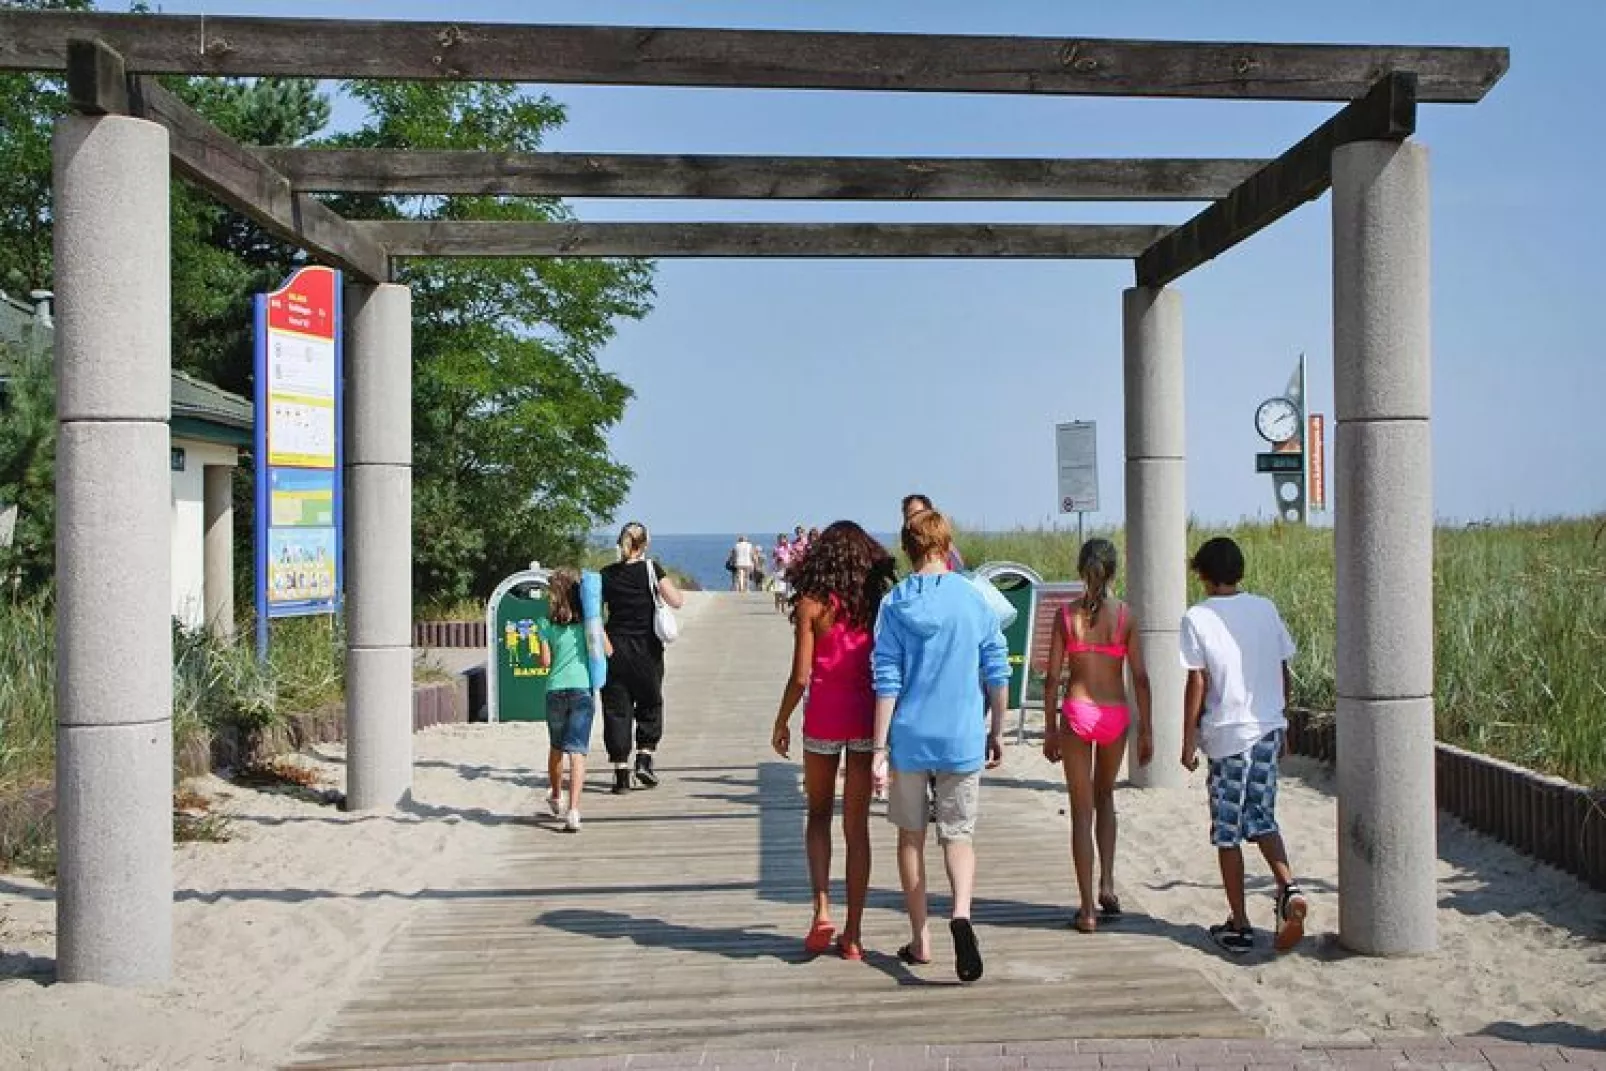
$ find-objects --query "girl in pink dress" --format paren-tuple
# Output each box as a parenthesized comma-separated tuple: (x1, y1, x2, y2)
(770, 521, 896, 960)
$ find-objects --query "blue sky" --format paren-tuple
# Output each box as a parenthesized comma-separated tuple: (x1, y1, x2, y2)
(148, 0, 1605, 533)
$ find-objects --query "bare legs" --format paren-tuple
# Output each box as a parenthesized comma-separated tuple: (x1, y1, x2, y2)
(1220, 833, 1297, 930)
(896, 824, 976, 958)
(547, 750, 586, 813)
(1061, 735, 1126, 928)
(567, 754, 586, 814)
(802, 749, 872, 950)
(547, 748, 564, 807)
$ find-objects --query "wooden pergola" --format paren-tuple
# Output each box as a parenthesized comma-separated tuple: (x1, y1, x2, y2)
(0, 11, 1507, 986)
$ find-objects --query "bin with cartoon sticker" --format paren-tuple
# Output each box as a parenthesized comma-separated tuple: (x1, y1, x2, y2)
(486, 568, 552, 722)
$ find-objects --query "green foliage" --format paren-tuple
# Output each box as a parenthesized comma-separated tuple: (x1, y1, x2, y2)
(331, 81, 654, 600)
(956, 518, 1606, 787)
(0, 343, 55, 592)
(0, 593, 53, 797)
(0, 0, 93, 296)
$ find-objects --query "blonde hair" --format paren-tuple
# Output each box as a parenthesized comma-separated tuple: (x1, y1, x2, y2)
(901, 509, 953, 567)
(617, 522, 649, 561)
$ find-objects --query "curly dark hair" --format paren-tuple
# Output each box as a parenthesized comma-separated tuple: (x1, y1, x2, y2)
(788, 520, 896, 631)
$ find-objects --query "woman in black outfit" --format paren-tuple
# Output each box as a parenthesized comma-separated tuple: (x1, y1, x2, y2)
(601, 522, 686, 793)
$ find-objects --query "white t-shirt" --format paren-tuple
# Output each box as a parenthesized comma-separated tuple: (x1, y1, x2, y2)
(732, 540, 754, 569)
(1178, 593, 1296, 759)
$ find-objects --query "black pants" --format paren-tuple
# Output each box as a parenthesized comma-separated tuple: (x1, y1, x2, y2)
(602, 632, 665, 765)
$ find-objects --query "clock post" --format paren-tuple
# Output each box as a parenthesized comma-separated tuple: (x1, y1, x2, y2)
(1254, 354, 1308, 523)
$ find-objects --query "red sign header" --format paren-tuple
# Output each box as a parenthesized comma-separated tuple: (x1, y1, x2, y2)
(266, 265, 337, 339)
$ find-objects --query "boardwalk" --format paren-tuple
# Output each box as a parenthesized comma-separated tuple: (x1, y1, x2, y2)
(294, 595, 1261, 1067)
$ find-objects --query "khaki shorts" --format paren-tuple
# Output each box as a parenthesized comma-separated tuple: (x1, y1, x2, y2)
(886, 769, 980, 843)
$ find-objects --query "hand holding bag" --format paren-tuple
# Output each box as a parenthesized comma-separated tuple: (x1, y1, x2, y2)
(645, 559, 679, 645)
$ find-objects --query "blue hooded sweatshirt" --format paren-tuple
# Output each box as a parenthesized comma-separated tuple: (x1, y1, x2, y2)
(873, 572, 1012, 773)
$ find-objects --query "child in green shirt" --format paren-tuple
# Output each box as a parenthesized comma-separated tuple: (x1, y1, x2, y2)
(540, 568, 600, 832)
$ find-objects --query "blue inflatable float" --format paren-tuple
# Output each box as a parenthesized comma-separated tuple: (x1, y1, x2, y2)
(580, 569, 608, 691)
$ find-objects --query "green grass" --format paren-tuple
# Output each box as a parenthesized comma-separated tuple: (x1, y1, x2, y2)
(956, 517, 1606, 788)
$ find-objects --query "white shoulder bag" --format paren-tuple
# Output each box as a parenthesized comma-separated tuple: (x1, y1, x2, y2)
(645, 559, 679, 645)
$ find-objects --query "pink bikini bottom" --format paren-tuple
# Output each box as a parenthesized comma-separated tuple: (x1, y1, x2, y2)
(1062, 699, 1131, 747)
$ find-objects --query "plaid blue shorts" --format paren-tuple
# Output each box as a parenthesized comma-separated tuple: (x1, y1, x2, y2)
(1207, 730, 1282, 848)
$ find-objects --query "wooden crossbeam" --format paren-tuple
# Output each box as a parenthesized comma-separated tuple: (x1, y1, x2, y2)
(1135, 73, 1418, 288)
(257, 150, 1266, 201)
(2, 13, 1508, 102)
(353, 222, 1172, 259)
(123, 75, 389, 283)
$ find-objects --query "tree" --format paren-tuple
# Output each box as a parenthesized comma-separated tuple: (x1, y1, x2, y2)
(0, 0, 93, 299)
(332, 82, 654, 598)
(0, 344, 56, 593)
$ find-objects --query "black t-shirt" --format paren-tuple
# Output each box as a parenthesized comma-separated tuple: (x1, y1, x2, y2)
(601, 559, 659, 640)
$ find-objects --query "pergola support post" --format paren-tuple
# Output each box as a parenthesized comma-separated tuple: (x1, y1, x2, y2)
(344, 283, 414, 811)
(1331, 139, 1436, 954)
(1122, 286, 1187, 789)
(52, 113, 173, 985)
(203, 464, 235, 639)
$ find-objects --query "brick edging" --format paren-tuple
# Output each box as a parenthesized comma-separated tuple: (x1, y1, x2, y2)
(1286, 709, 1605, 892)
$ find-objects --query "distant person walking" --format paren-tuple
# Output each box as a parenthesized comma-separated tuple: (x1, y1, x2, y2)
(872, 509, 1010, 983)
(771, 534, 793, 613)
(1180, 536, 1308, 954)
(1042, 538, 1153, 932)
(729, 535, 756, 593)
(900, 493, 966, 573)
(770, 521, 896, 961)
(539, 568, 605, 832)
(601, 522, 686, 793)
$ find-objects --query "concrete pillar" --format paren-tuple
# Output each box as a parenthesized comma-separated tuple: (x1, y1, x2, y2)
(1122, 286, 1187, 789)
(203, 465, 235, 640)
(344, 283, 413, 811)
(52, 115, 173, 985)
(1331, 139, 1436, 955)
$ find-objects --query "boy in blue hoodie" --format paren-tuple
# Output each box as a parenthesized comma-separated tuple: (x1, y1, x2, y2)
(872, 509, 1010, 983)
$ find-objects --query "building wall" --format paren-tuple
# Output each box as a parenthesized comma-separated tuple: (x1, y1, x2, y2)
(171, 437, 239, 630)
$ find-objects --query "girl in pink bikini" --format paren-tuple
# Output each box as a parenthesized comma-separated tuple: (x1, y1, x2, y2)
(770, 521, 896, 960)
(1042, 538, 1154, 933)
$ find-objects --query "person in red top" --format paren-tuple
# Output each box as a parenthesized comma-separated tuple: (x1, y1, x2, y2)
(770, 521, 896, 961)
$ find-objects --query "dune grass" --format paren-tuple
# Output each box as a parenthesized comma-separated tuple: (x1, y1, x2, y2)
(956, 517, 1606, 788)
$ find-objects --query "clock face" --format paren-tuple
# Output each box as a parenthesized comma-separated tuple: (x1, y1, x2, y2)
(1255, 397, 1300, 444)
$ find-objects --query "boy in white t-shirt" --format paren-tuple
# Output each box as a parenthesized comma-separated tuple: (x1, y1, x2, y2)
(1179, 537, 1309, 955)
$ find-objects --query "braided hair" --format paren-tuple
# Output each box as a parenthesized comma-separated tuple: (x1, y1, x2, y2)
(1077, 538, 1120, 627)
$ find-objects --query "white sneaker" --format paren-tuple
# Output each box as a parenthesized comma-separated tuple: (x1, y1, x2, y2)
(565, 809, 582, 833)
(546, 794, 563, 818)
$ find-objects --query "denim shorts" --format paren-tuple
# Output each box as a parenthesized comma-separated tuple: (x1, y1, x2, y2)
(545, 689, 595, 755)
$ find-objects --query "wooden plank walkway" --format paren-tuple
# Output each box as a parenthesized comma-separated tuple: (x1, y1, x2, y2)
(293, 596, 1257, 1068)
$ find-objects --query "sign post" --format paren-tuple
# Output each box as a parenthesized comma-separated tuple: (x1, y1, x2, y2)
(1055, 420, 1099, 547)
(254, 265, 343, 659)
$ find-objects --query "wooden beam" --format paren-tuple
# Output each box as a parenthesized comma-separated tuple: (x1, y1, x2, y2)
(64, 37, 128, 116)
(125, 76, 388, 283)
(353, 222, 1171, 259)
(257, 150, 1267, 201)
(1135, 73, 1418, 288)
(1, 13, 1508, 103)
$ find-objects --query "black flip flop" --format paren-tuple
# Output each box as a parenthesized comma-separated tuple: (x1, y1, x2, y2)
(896, 943, 931, 966)
(1099, 894, 1123, 919)
(950, 918, 984, 983)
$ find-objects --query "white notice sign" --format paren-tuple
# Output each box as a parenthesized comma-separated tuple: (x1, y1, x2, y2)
(1056, 421, 1099, 514)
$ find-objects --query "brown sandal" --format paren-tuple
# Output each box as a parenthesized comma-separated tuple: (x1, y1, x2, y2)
(1072, 909, 1098, 934)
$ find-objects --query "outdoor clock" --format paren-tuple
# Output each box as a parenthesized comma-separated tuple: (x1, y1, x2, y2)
(1254, 396, 1300, 444)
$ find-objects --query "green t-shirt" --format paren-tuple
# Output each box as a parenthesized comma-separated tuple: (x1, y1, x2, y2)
(540, 620, 590, 692)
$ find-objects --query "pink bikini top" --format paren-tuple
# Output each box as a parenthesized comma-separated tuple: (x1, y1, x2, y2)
(1062, 603, 1129, 659)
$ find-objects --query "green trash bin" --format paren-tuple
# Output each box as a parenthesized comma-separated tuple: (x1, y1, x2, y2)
(972, 562, 1044, 711)
(486, 569, 552, 723)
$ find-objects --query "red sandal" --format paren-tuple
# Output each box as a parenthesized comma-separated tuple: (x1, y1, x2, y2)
(803, 920, 836, 954)
(837, 935, 864, 961)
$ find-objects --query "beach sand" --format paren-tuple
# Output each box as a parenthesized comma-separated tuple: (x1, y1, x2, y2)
(2, 591, 1601, 1066)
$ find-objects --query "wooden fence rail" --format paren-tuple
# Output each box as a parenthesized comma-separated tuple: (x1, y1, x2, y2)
(1286, 710, 1605, 892)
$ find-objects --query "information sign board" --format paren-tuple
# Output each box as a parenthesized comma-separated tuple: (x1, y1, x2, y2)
(254, 266, 343, 651)
(1308, 414, 1327, 511)
(1055, 421, 1099, 514)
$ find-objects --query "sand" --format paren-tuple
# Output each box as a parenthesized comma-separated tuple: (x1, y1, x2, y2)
(2, 590, 1601, 1066)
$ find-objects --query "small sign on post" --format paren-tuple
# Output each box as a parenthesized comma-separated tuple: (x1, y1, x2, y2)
(254, 265, 343, 659)
(1308, 414, 1327, 511)
(1056, 420, 1098, 545)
